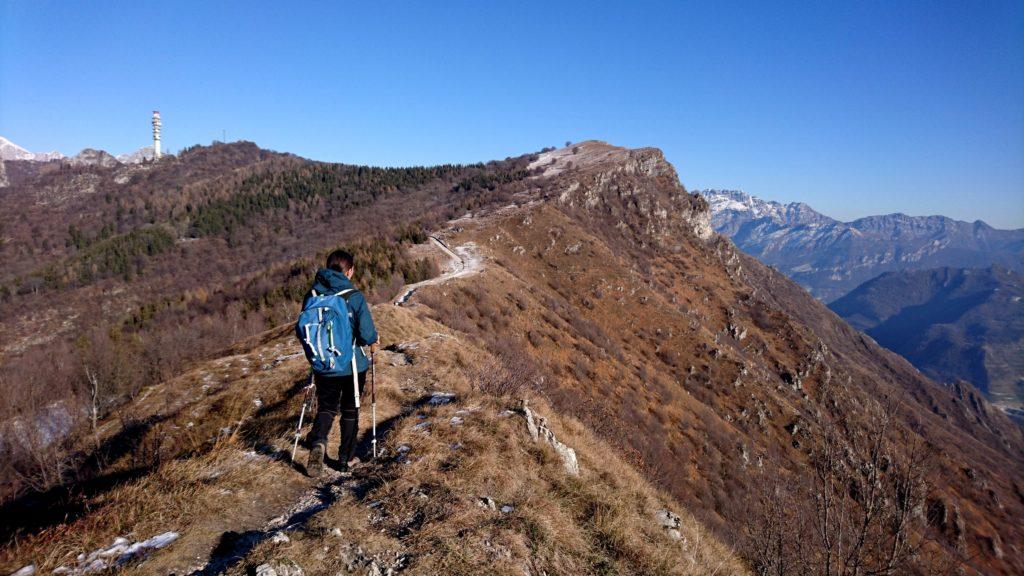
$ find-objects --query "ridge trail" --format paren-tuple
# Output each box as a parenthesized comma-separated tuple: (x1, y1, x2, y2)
(393, 235, 482, 306)
(182, 237, 483, 573)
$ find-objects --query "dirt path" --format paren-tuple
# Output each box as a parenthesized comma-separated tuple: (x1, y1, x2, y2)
(174, 238, 480, 574)
(393, 236, 482, 305)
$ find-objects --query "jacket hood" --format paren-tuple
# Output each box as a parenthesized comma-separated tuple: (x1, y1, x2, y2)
(311, 268, 355, 295)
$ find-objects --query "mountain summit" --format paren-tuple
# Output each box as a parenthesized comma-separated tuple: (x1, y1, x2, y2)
(0, 136, 157, 167)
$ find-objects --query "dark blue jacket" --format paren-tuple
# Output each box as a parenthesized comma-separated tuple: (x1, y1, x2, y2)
(303, 268, 378, 375)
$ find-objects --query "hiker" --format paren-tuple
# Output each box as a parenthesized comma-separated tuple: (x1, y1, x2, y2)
(300, 249, 378, 476)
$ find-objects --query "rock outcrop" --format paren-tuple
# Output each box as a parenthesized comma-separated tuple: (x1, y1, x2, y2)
(531, 141, 713, 248)
(66, 148, 119, 168)
(520, 399, 580, 476)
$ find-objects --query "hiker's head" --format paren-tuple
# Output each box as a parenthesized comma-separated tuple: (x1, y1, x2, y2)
(326, 249, 355, 279)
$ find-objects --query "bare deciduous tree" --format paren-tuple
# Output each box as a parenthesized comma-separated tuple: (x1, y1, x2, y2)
(747, 399, 942, 576)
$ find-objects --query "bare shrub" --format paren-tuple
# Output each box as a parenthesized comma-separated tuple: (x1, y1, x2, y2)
(466, 342, 543, 398)
(0, 342, 83, 499)
(745, 402, 941, 576)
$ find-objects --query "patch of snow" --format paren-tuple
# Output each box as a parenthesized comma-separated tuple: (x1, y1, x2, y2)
(53, 532, 178, 575)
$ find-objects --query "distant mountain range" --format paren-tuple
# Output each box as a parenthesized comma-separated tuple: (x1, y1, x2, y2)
(0, 136, 153, 168)
(0, 136, 64, 162)
(702, 189, 1024, 302)
(829, 266, 1024, 412)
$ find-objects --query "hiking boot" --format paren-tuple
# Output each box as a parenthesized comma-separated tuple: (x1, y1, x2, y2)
(307, 443, 325, 477)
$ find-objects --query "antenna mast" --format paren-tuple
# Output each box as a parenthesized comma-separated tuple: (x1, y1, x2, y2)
(152, 110, 162, 159)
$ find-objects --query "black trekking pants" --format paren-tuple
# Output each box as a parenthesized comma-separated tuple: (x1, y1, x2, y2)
(310, 370, 367, 463)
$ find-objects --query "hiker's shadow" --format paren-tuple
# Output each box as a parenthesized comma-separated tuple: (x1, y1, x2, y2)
(352, 392, 443, 460)
(241, 375, 313, 466)
(262, 390, 446, 476)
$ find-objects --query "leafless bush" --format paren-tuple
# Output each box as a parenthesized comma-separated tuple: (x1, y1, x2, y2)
(466, 343, 544, 398)
(0, 343, 84, 500)
(745, 402, 941, 576)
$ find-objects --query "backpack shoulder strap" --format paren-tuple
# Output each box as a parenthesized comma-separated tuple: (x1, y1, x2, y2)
(336, 289, 361, 352)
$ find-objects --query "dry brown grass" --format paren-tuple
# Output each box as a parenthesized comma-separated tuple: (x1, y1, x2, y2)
(211, 391, 746, 576)
(407, 201, 1024, 575)
(1, 442, 306, 574)
(1, 261, 746, 576)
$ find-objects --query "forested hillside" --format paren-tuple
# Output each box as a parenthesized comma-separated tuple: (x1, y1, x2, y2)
(0, 142, 536, 503)
(830, 266, 1024, 412)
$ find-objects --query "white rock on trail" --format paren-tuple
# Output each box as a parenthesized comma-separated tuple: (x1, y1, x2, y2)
(428, 392, 456, 405)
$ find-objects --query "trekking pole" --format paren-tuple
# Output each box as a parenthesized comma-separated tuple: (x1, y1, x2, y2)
(371, 350, 377, 459)
(291, 372, 315, 462)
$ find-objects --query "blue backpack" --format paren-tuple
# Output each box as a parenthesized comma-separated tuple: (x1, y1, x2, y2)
(296, 288, 358, 377)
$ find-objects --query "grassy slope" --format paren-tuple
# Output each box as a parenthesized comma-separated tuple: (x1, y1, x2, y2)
(1, 278, 745, 575)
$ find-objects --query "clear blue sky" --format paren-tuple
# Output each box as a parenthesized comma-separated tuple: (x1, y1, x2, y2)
(2, 1, 1022, 227)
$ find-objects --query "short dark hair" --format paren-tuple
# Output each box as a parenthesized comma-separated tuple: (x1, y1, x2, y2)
(326, 249, 354, 272)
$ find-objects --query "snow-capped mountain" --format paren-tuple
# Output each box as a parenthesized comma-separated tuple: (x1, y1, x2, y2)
(701, 189, 1024, 301)
(0, 136, 64, 162)
(116, 146, 155, 164)
(1, 136, 156, 166)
